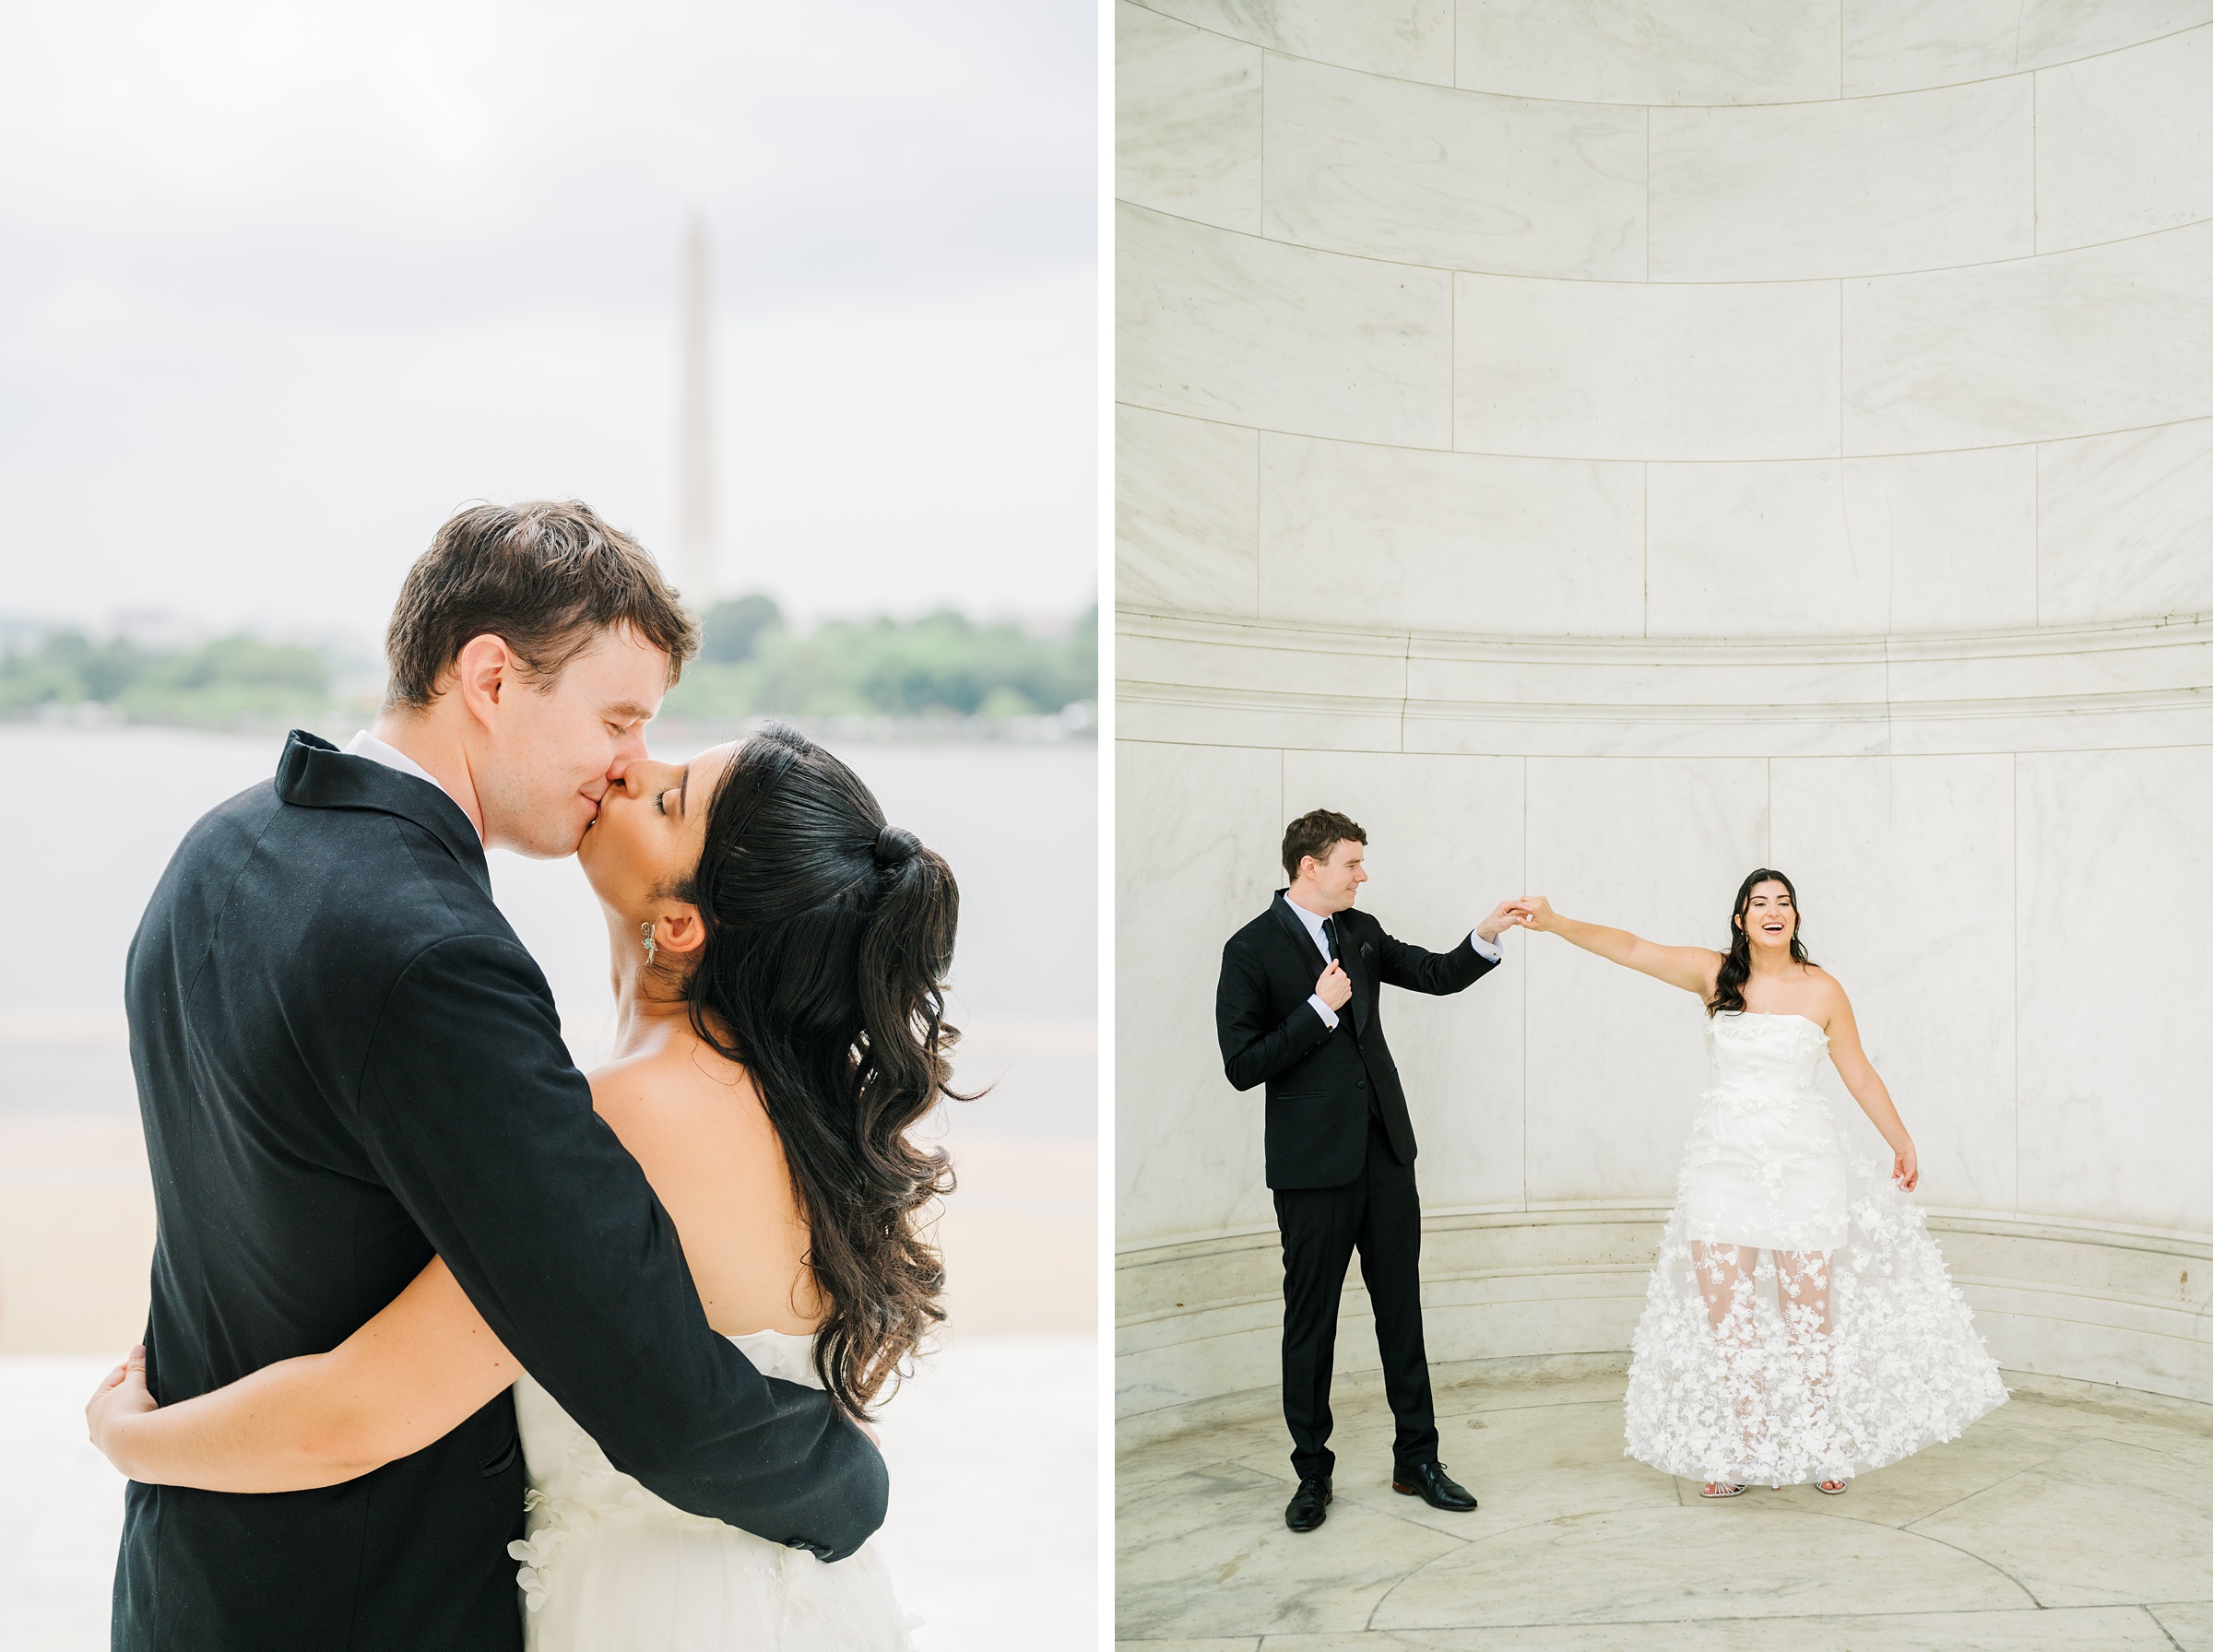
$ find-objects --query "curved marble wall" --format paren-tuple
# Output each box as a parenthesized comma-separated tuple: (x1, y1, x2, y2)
(1116, 1, 2213, 1425)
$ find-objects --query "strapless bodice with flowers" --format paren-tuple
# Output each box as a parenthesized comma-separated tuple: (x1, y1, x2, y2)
(1700, 1010, 1830, 1113)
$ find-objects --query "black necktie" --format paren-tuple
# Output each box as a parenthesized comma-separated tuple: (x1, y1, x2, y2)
(1320, 916, 1339, 964)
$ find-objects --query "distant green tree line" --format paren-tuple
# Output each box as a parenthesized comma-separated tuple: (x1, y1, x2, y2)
(662, 596, 1097, 722)
(0, 599, 1098, 726)
(0, 632, 328, 725)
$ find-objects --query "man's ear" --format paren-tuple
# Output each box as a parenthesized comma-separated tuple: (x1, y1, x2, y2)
(653, 903, 709, 959)
(451, 633, 515, 727)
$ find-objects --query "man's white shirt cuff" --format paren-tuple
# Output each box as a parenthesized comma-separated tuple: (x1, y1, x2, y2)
(1469, 929, 1503, 962)
(1307, 993, 1340, 1030)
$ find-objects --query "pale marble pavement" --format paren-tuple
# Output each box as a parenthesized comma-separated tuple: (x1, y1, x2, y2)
(1116, 1358, 2213, 1650)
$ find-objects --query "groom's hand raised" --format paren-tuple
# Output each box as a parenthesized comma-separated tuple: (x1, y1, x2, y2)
(1315, 960, 1352, 1011)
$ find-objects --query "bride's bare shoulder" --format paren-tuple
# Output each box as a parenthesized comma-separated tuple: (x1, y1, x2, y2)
(1801, 964, 1852, 1015)
(586, 1032, 777, 1172)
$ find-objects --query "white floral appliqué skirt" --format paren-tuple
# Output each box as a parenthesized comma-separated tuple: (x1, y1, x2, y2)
(1623, 1097, 2007, 1486)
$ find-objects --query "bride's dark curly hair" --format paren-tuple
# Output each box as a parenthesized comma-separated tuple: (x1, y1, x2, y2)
(1708, 867, 1815, 1018)
(671, 721, 963, 1416)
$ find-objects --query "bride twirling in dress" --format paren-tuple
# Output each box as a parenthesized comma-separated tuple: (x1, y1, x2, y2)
(1516, 870, 2006, 1497)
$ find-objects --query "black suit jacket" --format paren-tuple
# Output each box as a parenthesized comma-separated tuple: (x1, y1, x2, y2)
(115, 732, 884, 1651)
(1216, 891, 1497, 1190)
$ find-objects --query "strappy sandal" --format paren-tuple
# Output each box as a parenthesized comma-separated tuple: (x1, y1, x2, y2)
(1699, 1482, 1746, 1498)
(1817, 1480, 1848, 1495)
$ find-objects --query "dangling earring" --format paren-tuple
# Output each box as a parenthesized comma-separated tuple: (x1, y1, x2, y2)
(640, 921, 657, 965)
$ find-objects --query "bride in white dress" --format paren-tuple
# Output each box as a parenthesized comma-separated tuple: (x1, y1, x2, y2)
(88, 723, 951, 1646)
(1516, 871, 2006, 1497)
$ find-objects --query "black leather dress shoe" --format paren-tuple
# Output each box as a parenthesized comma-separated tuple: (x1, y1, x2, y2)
(1392, 1460, 1477, 1511)
(1284, 1475, 1332, 1531)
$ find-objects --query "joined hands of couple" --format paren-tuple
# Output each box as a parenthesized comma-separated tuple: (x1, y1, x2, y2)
(1310, 896, 1552, 1010)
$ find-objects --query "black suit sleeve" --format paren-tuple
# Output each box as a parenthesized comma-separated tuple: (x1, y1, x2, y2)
(1373, 926, 1499, 997)
(1217, 935, 1333, 1092)
(352, 934, 885, 1561)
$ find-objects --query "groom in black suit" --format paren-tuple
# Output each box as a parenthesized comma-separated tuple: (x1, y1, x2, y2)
(1216, 808, 1521, 1531)
(116, 503, 882, 1649)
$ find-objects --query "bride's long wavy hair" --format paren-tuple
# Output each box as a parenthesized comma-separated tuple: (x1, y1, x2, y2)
(1708, 867, 1814, 1018)
(670, 722, 963, 1416)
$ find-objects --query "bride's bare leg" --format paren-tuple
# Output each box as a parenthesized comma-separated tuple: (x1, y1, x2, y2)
(1778, 1249, 1842, 1488)
(1693, 1243, 1760, 1489)
(1693, 1242, 1758, 1335)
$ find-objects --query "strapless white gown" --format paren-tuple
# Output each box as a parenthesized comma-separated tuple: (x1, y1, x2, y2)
(509, 1330, 915, 1650)
(1622, 1011, 2007, 1486)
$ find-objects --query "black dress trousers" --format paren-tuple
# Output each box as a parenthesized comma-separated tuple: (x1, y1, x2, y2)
(1273, 1112, 1438, 1481)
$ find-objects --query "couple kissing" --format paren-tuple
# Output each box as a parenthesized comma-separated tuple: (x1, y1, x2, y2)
(84, 502, 950, 1650)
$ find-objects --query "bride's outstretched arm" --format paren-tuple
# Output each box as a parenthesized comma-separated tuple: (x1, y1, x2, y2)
(1818, 979, 1919, 1191)
(1516, 896, 1722, 998)
(86, 1257, 515, 1493)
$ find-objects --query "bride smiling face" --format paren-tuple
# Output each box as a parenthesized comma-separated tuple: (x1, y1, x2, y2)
(576, 742, 739, 957)
(1737, 878, 1799, 956)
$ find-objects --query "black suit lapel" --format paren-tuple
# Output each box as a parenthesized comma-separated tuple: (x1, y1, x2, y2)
(1343, 911, 1373, 1041)
(1271, 891, 1329, 974)
(275, 728, 491, 897)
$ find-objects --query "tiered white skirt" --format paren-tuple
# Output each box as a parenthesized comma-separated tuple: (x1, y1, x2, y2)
(1623, 1093, 2008, 1486)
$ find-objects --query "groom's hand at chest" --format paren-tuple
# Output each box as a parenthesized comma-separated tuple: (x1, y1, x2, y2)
(1315, 960, 1352, 1012)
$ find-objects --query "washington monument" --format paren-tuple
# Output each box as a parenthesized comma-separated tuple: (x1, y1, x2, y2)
(677, 212, 716, 604)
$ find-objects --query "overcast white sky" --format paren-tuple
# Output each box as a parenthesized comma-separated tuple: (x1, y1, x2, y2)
(0, 0, 1095, 639)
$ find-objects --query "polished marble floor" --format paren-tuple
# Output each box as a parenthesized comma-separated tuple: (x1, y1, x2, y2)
(1117, 1359, 2213, 1651)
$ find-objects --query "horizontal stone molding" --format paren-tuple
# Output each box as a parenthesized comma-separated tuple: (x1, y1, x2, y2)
(1118, 608, 2213, 756)
(1123, 0, 2213, 106)
(1115, 1206, 2213, 1429)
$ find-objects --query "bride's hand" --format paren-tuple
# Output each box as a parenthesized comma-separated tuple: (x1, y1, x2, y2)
(87, 1345, 156, 1464)
(1515, 896, 1555, 933)
(1892, 1139, 1919, 1193)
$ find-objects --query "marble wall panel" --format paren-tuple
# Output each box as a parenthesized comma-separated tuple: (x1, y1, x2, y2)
(1262, 56, 1645, 279)
(1522, 757, 1770, 1205)
(1769, 755, 2019, 1211)
(1118, 405, 1260, 618)
(1120, 203, 1455, 448)
(1256, 436, 1644, 636)
(2017, 745, 2213, 1236)
(1136, 0, 1454, 84)
(1844, 218, 2213, 452)
(1281, 751, 1529, 1211)
(1117, 0, 1264, 232)
(1644, 462, 1888, 637)
(1841, 2, 2213, 92)
(1455, 0, 1842, 105)
(1455, 274, 1840, 462)
(2036, 25, 2213, 251)
(1840, 0, 2021, 96)
(1116, 739, 1285, 1245)
(1848, 447, 2038, 633)
(1648, 79, 2033, 282)
(2016, 0, 2213, 71)
(2037, 418, 2213, 625)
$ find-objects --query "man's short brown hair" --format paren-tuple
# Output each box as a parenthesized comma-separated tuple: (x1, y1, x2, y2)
(384, 501, 701, 709)
(1282, 808, 1367, 881)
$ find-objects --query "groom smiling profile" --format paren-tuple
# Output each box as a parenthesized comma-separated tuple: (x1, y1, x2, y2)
(1215, 809, 1523, 1532)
